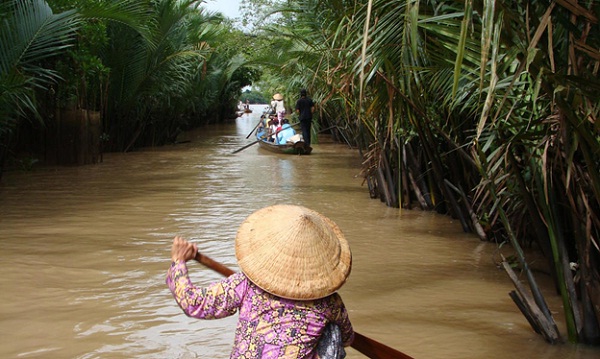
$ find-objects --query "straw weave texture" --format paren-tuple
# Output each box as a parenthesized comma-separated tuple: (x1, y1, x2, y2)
(235, 205, 352, 300)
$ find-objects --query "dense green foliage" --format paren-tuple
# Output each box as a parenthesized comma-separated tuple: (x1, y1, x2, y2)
(0, 0, 261, 162)
(254, 0, 600, 345)
(240, 89, 268, 104)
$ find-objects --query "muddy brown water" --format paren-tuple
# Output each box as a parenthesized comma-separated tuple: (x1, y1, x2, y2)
(1, 105, 598, 359)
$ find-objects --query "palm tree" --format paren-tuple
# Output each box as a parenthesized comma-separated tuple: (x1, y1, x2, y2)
(0, 0, 151, 172)
(101, 0, 260, 151)
(0, 0, 82, 175)
(1, 0, 256, 159)
(262, 0, 600, 344)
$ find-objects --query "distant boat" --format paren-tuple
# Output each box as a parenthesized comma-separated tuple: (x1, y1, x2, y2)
(235, 106, 252, 116)
(237, 101, 252, 114)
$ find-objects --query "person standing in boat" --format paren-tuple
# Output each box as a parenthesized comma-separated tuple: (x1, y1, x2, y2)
(277, 118, 296, 144)
(272, 93, 286, 123)
(295, 89, 315, 147)
(166, 204, 354, 359)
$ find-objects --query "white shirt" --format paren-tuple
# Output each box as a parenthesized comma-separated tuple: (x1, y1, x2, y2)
(273, 99, 285, 113)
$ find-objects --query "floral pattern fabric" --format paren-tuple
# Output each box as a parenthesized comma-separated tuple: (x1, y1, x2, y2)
(166, 261, 354, 359)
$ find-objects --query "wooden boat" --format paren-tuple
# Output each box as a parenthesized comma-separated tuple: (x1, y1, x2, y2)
(255, 128, 312, 155)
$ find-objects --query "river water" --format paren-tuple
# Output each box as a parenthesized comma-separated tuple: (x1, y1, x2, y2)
(0, 105, 598, 359)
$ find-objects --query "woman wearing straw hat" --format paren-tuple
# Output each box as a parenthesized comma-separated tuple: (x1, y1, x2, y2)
(166, 204, 354, 358)
(272, 93, 286, 123)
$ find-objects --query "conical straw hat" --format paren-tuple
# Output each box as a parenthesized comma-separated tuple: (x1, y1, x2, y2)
(273, 93, 283, 100)
(235, 205, 352, 300)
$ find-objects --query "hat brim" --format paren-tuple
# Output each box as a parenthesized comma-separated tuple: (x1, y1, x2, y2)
(235, 205, 352, 300)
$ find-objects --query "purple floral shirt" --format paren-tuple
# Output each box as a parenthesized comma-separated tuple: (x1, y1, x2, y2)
(166, 261, 354, 358)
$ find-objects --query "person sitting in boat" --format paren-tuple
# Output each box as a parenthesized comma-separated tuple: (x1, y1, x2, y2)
(276, 119, 296, 144)
(264, 119, 273, 142)
(269, 118, 279, 142)
(256, 115, 267, 137)
(262, 114, 272, 133)
(166, 204, 354, 359)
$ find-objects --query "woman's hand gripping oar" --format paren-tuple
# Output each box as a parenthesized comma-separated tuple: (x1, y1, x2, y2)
(194, 252, 415, 359)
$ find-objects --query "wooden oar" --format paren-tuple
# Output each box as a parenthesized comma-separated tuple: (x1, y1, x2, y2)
(231, 135, 267, 154)
(194, 252, 415, 359)
(351, 332, 414, 359)
(195, 252, 235, 276)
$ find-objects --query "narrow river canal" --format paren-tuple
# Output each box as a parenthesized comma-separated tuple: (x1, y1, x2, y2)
(0, 105, 597, 359)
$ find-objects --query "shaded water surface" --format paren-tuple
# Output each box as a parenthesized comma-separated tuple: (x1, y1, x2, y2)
(1, 105, 598, 358)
